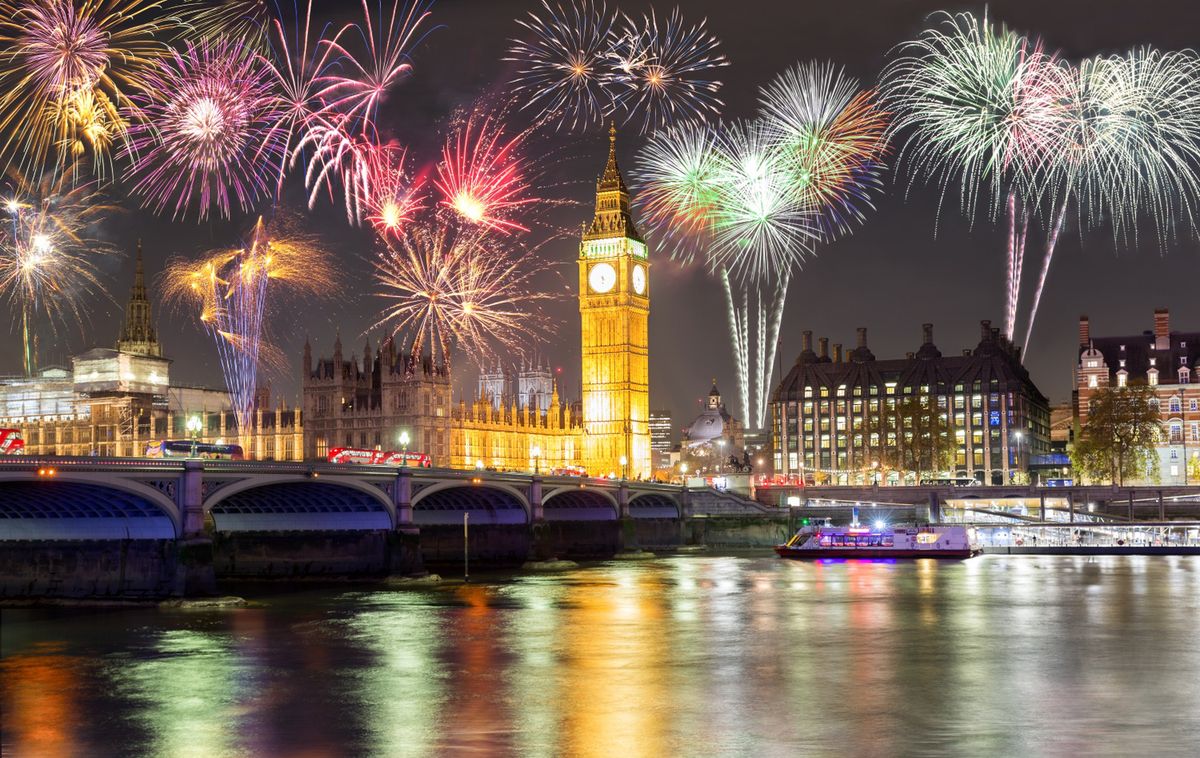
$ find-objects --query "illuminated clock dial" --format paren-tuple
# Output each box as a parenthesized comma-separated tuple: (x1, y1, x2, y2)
(632, 264, 646, 295)
(588, 262, 617, 293)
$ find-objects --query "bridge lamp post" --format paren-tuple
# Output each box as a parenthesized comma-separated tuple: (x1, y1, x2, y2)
(475, 459, 484, 472)
(532, 444, 541, 475)
(398, 430, 410, 468)
(871, 460, 880, 487)
(619, 454, 628, 481)
(186, 415, 202, 458)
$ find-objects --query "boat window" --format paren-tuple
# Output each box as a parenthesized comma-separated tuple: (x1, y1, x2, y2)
(882, 536, 894, 547)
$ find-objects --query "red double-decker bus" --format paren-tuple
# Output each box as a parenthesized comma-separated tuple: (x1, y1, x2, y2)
(0, 429, 25, 455)
(326, 447, 432, 468)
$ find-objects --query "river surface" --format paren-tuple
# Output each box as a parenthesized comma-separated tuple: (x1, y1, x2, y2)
(3, 553, 1199, 757)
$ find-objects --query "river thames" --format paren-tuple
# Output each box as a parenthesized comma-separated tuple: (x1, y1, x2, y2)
(3, 553, 1199, 757)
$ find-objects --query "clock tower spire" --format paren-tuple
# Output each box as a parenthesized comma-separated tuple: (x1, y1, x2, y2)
(578, 125, 651, 479)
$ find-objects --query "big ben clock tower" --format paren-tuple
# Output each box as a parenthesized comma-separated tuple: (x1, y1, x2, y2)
(579, 125, 651, 479)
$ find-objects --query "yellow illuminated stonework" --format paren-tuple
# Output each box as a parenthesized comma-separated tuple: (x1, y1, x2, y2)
(444, 126, 652, 478)
(578, 125, 651, 479)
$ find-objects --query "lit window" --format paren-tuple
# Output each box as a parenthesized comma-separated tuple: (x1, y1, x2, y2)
(1088, 375, 1098, 388)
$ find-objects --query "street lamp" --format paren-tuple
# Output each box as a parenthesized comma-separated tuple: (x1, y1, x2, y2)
(475, 459, 484, 472)
(619, 454, 628, 480)
(1012, 430, 1024, 484)
(871, 460, 880, 487)
(398, 430, 410, 467)
(186, 415, 202, 458)
(680, 461, 688, 483)
(532, 444, 541, 475)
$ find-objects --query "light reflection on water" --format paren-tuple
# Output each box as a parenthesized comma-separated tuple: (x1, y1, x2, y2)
(3, 554, 1200, 757)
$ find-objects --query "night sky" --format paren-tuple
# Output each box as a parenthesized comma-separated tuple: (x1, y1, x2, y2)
(8, 0, 1200, 431)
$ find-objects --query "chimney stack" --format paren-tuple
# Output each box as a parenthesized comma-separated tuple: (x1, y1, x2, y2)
(856, 327, 867, 349)
(832, 344, 842, 363)
(802, 330, 813, 352)
(1154, 308, 1170, 349)
(980, 320, 991, 341)
(1078, 315, 1090, 347)
(818, 337, 829, 360)
(922, 323, 933, 345)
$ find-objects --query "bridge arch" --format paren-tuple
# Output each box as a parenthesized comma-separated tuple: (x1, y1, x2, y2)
(628, 492, 681, 519)
(204, 476, 395, 531)
(0, 476, 181, 539)
(412, 481, 530, 525)
(542, 486, 619, 521)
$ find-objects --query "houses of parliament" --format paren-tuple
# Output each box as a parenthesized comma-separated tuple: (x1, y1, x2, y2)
(302, 127, 654, 478)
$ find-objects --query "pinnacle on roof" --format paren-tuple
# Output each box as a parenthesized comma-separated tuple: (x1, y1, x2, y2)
(598, 122, 627, 194)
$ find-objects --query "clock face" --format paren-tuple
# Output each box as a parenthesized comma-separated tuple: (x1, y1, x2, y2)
(588, 262, 617, 293)
(632, 264, 646, 295)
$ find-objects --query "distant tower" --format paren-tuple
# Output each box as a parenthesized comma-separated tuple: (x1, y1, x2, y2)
(116, 241, 163, 357)
(478, 363, 507, 410)
(517, 359, 553, 413)
(579, 125, 651, 478)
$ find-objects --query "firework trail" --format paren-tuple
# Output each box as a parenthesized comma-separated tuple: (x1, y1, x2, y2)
(124, 37, 287, 220)
(371, 224, 555, 369)
(885, 11, 1200, 347)
(163, 214, 334, 441)
(1, 171, 115, 375)
(506, 0, 618, 131)
(0, 0, 178, 179)
(612, 7, 728, 133)
(433, 106, 543, 234)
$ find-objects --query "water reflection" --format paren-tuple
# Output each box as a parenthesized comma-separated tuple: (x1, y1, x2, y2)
(3, 555, 1199, 757)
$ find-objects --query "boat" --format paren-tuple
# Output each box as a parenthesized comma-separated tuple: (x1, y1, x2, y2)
(775, 524, 979, 559)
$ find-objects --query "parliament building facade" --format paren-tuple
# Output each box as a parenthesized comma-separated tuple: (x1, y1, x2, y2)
(302, 127, 653, 478)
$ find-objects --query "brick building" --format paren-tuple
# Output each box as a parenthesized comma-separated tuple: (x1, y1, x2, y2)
(1074, 308, 1200, 484)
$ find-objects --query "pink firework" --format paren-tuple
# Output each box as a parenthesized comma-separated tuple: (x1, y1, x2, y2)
(364, 143, 425, 237)
(125, 38, 286, 220)
(433, 109, 536, 234)
(316, 0, 435, 128)
(292, 113, 373, 223)
(266, 0, 340, 192)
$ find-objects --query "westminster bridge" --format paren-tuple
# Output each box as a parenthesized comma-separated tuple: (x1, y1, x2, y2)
(0, 457, 780, 598)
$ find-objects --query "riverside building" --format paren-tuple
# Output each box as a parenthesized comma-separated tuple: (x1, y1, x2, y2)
(1074, 308, 1200, 484)
(1, 245, 303, 459)
(770, 321, 1050, 485)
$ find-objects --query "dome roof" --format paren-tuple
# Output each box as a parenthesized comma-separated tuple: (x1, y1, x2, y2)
(685, 407, 730, 448)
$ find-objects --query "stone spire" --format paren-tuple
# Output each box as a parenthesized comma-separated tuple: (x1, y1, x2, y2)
(584, 123, 642, 242)
(116, 241, 162, 357)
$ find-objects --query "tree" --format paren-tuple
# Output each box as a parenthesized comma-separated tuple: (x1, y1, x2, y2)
(1072, 383, 1161, 486)
(877, 395, 956, 480)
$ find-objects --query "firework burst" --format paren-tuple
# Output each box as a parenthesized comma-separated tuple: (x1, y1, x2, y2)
(759, 62, 890, 238)
(163, 214, 334, 438)
(0, 0, 178, 177)
(1, 171, 115, 374)
(372, 224, 554, 367)
(612, 7, 728, 132)
(885, 11, 1200, 346)
(433, 107, 541, 234)
(364, 142, 425, 237)
(634, 123, 720, 261)
(506, 0, 618, 131)
(180, 0, 272, 47)
(315, 0, 435, 128)
(124, 37, 287, 220)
